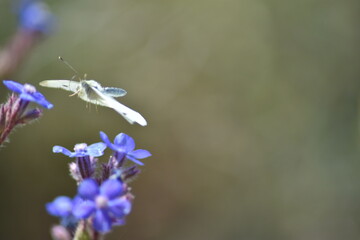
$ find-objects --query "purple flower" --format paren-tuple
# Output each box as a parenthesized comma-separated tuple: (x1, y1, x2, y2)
(17, 0, 55, 34)
(46, 196, 80, 230)
(46, 196, 74, 218)
(100, 132, 151, 166)
(53, 142, 106, 158)
(53, 142, 106, 180)
(3, 80, 53, 109)
(73, 179, 132, 233)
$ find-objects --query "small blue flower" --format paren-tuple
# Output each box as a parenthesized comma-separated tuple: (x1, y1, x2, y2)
(3, 80, 53, 109)
(17, 0, 55, 34)
(53, 142, 106, 158)
(46, 196, 74, 218)
(73, 179, 131, 233)
(100, 132, 151, 166)
(53, 142, 105, 180)
(46, 196, 80, 229)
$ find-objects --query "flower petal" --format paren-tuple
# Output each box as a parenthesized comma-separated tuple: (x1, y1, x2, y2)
(126, 155, 144, 166)
(113, 133, 126, 146)
(46, 196, 73, 217)
(129, 149, 151, 159)
(114, 133, 135, 152)
(100, 131, 117, 151)
(93, 209, 112, 233)
(108, 198, 132, 218)
(3, 80, 24, 93)
(73, 200, 96, 219)
(72, 195, 83, 205)
(19, 93, 35, 102)
(87, 142, 106, 157)
(78, 179, 99, 200)
(100, 179, 123, 200)
(53, 146, 72, 157)
(32, 91, 54, 108)
(124, 134, 135, 152)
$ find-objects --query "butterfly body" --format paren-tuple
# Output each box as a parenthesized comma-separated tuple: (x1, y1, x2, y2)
(78, 80, 107, 104)
(39, 79, 147, 126)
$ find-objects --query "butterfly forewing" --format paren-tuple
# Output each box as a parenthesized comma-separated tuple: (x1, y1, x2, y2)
(39, 80, 79, 93)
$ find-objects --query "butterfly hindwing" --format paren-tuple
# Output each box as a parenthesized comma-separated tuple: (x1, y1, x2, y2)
(103, 87, 127, 98)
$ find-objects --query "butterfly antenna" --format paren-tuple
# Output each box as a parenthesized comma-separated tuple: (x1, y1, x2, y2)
(58, 56, 79, 76)
(58, 56, 81, 97)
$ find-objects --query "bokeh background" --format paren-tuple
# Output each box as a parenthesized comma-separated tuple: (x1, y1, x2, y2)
(0, 0, 360, 239)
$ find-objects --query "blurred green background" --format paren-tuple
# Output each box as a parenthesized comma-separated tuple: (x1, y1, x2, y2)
(1, 0, 360, 239)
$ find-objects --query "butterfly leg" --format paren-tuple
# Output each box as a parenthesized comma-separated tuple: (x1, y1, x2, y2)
(69, 88, 81, 97)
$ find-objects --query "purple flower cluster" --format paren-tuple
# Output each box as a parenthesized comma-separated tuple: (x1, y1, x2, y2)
(46, 132, 151, 235)
(0, 80, 53, 145)
(47, 179, 132, 234)
(2, 2, 152, 239)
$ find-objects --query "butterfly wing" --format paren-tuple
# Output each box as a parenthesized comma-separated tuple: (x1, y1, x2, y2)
(103, 87, 127, 97)
(88, 85, 147, 126)
(40, 79, 147, 126)
(39, 80, 79, 93)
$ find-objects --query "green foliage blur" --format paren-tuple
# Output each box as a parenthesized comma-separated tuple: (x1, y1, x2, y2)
(0, 0, 359, 239)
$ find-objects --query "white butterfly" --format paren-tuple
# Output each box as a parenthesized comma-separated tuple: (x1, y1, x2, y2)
(39, 79, 147, 126)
